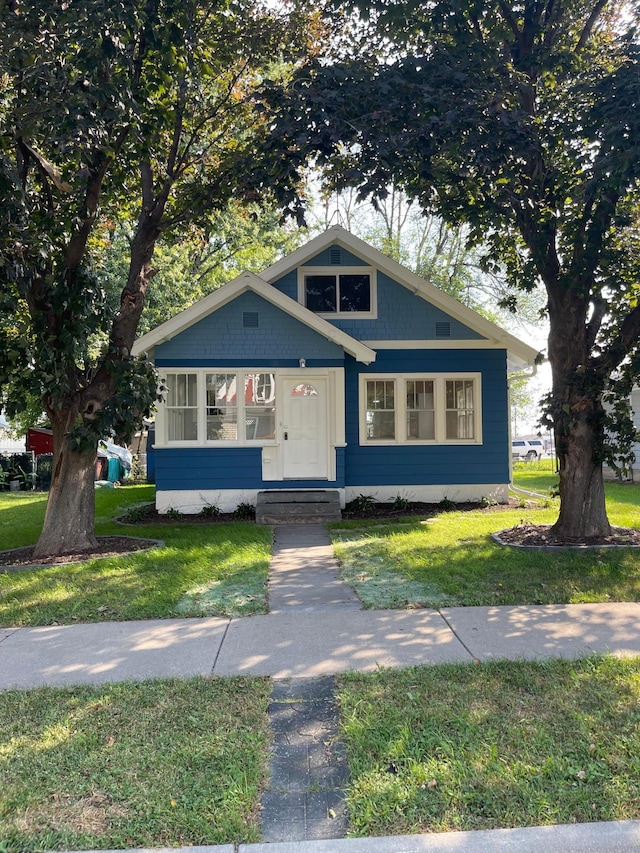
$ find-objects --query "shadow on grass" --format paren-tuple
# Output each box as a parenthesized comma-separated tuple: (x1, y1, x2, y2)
(0, 523, 271, 626)
(0, 676, 270, 849)
(331, 511, 640, 607)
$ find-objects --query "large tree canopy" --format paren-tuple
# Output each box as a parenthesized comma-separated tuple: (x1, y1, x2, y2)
(0, 0, 311, 555)
(261, 0, 640, 537)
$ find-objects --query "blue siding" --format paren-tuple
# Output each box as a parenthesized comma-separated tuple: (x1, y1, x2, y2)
(332, 273, 484, 341)
(156, 447, 345, 490)
(269, 265, 485, 343)
(156, 359, 344, 368)
(344, 350, 510, 486)
(154, 291, 344, 363)
(271, 270, 297, 300)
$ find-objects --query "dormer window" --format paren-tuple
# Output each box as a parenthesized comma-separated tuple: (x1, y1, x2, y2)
(299, 265, 377, 318)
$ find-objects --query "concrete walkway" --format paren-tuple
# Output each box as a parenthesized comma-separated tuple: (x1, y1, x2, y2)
(3, 523, 640, 852)
(3, 601, 640, 689)
(73, 821, 640, 851)
(268, 524, 361, 614)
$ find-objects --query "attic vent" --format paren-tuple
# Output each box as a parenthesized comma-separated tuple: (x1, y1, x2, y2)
(243, 311, 259, 329)
(330, 247, 342, 265)
(435, 321, 451, 338)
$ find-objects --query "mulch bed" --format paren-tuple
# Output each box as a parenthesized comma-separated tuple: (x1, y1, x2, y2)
(341, 500, 513, 521)
(0, 536, 162, 570)
(495, 523, 640, 548)
(117, 503, 250, 525)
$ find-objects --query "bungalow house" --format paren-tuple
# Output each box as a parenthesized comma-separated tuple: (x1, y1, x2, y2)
(132, 227, 539, 515)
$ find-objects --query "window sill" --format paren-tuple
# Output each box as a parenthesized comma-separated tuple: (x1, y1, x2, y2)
(361, 439, 482, 447)
(157, 440, 278, 449)
(315, 311, 377, 321)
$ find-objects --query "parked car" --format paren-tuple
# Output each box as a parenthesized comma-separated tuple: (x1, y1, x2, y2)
(511, 438, 544, 460)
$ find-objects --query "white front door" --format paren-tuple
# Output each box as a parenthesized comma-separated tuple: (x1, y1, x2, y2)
(282, 377, 328, 479)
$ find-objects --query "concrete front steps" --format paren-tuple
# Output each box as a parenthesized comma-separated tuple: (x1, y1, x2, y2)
(256, 490, 342, 525)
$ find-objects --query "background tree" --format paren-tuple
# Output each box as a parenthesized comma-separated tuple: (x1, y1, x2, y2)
(310, 182, 546, 327)
(261, 0, 640, 538)
(95, 204, 305, 336)
(0, 0, 311, 556)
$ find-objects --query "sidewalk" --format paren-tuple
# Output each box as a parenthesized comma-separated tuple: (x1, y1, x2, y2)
(2, 524, 640, 851)
(67, 821, 640, 852)
(2, 602, 640, 689)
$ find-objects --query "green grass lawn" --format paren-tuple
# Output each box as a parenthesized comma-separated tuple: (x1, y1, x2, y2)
(337, 656, 640, 836)
(0, 487, 272, 626)
(0, 676, 270, 850)
(330, 465, 640, 608)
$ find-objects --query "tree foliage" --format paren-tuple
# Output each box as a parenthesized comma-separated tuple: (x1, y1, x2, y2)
(261, 0, 640, 536)
(94, 204, 306, 337)
(0, 0, 311, 553)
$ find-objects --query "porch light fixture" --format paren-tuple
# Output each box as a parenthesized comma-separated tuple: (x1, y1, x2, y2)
(299, 358, 306, 368)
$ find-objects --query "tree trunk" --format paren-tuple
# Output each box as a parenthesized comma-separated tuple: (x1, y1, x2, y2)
(32, 420, 98, 558)
(552, 414, 611, 538)
(547, 304, 612, 539)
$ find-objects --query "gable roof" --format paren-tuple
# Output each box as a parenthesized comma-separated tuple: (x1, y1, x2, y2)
(262, 226, 539, 371)
(131, 270, 377, 364)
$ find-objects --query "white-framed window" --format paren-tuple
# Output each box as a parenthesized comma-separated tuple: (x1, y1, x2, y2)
(365, 379, 396, 440)
(166, 372, 199, 442)
(445, 378, 475, 440)
(161, 370, 277, 445)
(206, 373, 238, 441)
(406, 379, 435, 441)
(244, 372, 276, 440)
(298, 266, 377, 318)
(359, 374, 481, 445)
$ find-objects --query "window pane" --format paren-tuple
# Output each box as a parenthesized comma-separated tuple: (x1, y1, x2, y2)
(406, 379, 435, 440)
(206, 373, 238, 440)
(165, 373, 198, 441)
(445, 379, 475, 439)
(167, 373, 197, 408)
(407, 410, 435, 440)
(291, 383, 318, 396)
(305, 275, 336, 312)
(339, 274, 370, 312)
(168, 408, 198, 441)
(366, 379, 395, 439)
(245, 373, 276, 440)
(446, 410, 475, 439)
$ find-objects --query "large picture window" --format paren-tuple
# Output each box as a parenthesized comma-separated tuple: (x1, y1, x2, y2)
(299, 266, 376, 317)
(360, 374, 481, 445)
(162, 370, 276, 445)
